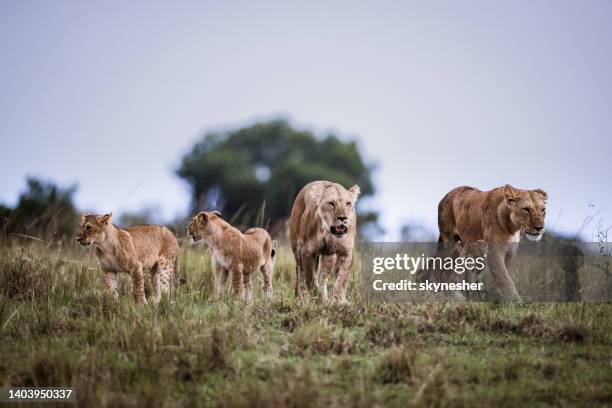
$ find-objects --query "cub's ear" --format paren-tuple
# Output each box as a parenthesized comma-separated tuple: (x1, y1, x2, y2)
(211, 210, 222, 218)
(348, 185, 361, 201)
(81, 213, 89, 225)
(534, 189, 548, 203)
(99, 213, 112, 225)
(196, 212, 208, 223)
(503, 184, 517, 205)
(453, 240, 466, 255)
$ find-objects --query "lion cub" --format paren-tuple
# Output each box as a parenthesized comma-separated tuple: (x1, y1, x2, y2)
(187, 211, 275, 302)
(416, 240, 488, 300)
(76, 213, 179, 304)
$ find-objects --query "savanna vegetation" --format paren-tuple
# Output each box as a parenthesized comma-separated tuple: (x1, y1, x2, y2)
(0, 121, 610, 406)
(0, 240, 610, 407)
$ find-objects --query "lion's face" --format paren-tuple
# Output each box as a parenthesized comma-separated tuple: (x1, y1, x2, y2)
(76, 213, 112, 247)
(318, 185, 360, 238)
(456, 239, 489, 258)
(504, 185, 548, 241)
(187, 211, 220, 242)
(467, 240, 488, 259)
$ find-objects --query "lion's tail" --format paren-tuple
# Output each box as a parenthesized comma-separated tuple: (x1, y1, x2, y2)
(271, 239, 278, 260)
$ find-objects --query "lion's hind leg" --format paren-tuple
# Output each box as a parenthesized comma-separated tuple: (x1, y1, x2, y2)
(150, 262, 162, 304)
(229, 264, 244, 299)
(243, 270, 253, 303)
(261, 261, 273, 299)
(158, 257, 172, 301)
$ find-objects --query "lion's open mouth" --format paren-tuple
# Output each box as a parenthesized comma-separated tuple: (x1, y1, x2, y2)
(330, 225, 348, 236)
(524, 231, 543, 241)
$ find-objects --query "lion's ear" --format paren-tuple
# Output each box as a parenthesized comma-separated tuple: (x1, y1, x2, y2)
(534, 189, 548, 203)
(503, 184, 517, 205)
(196, 212, 208, 223)
(211, 210, 222, 218)
(99, 213, 112, 225)
(81, 213, 89, 225)
(348, 185, 361, 201)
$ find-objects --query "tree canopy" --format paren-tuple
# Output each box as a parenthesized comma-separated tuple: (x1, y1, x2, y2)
(1, 177, 79, 243)
(177, 120, 376, 229)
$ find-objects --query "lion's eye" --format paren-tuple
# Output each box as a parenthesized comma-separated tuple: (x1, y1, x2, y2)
(85, 225, 92, 231)
(346, 202, 352, 207)
(522, 207, 530, 213)
(327, 201, 335, 208)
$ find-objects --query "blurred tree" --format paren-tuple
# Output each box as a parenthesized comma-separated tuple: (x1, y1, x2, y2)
(0, 203, 11, 238)
(177, 120, 376, 230)
(400, 222, 436, 242)
(118, 207, 158, 227)
(4, 177, 79, 243)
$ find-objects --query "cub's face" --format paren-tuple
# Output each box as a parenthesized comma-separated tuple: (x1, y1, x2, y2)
(455, 240, 488, 259)
(187, 211, 220, 242)
(461, 239, 489, 259)
(76, 213, 112, 247)
(319, 185, 360, 238)
(455, 239, 488, 275)
(504, 185, 548, 241)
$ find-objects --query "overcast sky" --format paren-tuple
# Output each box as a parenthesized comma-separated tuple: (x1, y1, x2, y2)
(1, 0, 611, 240)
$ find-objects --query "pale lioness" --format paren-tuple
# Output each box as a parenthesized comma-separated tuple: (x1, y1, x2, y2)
(76, 213, 179, 304)
(187, 211, 275, 302)
(289, 180, 361, 302)
(437, 184, 548, 301)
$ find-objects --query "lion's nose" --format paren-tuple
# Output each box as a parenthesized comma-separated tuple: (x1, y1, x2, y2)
(337, 216, 348, 223)
(534, 226, 544, 232)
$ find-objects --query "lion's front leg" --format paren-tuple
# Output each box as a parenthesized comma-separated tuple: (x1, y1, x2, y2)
(318, 254, 336, 302)
(302, 253, 319, 299)
(487, 246, 521, 301)
(294, 250, 303, 298)
(212, 258, 226, 300)
(102, 270, 119, 299)
(331, 253, 353, 303)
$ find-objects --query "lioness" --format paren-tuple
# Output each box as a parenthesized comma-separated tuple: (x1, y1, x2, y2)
(289, 180, 360, 302)
(76, 213, 179, 304)
(437, 184, 547, 301)
(187, 211, 275, 302)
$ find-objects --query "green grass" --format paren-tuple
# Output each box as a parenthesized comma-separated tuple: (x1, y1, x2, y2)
(0, 242, 611, 407)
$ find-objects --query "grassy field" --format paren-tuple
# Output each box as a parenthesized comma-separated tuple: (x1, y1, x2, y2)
(0, 241, 611, 407)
